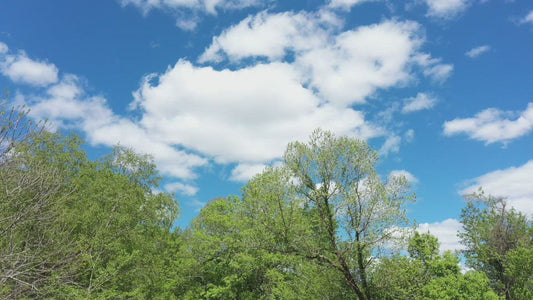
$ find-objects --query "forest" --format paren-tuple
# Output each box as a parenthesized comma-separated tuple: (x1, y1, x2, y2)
(1, 98, 532, 300)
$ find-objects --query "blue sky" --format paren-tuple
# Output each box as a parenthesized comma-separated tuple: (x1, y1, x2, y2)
(1, 0, 532, 252)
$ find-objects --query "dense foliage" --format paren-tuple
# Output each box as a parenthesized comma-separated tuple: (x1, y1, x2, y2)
(1, 100, 531, 299)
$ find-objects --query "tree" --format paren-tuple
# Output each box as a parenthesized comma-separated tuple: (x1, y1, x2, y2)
(1, 95, 182, 298)
(186, 195, 353, 299)
(371, 231, 498, 300)
(0, 96, 74, 298)
(243, 129, 415, 299)
(459, 191, 532, 299)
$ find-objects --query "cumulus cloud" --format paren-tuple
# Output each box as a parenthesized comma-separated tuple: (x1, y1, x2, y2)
(164, 182, 199, 196)
(461, 160, 533, 217)
(443, 103, 533, 144)
(199, 10, 332, 63)
(230, 163, 267, 182)
(389, 169, 419, 183)
(0, 48, 58, 87)
(424, 0, 471, 19)
(402, 92, 437, 113)
(133, 60, 379, 164)
(298, 20, 425, 105)
(6, 10, 454, 189)
(418, 218, 464, 252)
(16, 74, 207, 180)
(201, 12, 452, 106)
(465, 45, 490, 58)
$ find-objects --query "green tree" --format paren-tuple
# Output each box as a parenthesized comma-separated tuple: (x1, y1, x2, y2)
(243, 129, 415, 300)
(0, 98, 182, 298)
(0, 98, 73, 298)
(459, 191, 532, 299)
(371, 231, 498, 300)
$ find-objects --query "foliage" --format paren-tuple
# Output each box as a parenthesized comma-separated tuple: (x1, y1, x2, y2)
(242, 129, 415, 299)
(459, 191, 532, 299)
(1, 99, 529, 299)
(0, 98, 181, 298)
(371, 231, 498, 300)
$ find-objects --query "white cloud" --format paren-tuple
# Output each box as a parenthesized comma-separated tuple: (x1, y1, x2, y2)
(461, 160, 533, 217)
(423, 63, 453, 83)
(230, 163, 267, 182)
(413, 53, 453, 83)
(133, 60, 379, 164)
(8, 11, 454, 188)
(390, 169, 419, 183)
(176, 18, 200, 31)
(404, 129, 415, 142)
(465, 45, 490, 58)
(120, 0, 264, 29)
(443, 103, 533, 144)
(120, 0, 262, 14)
(0, 50, 59, 86)
(520, 10, 533, 25)
(0, 42, 8, 54)
(299, 20, 424, 106)
(418, 218, 464, 252)
(199, 10, 331, 63)
(88, 119, 208, 179)
(379, 135, 401, 156)
(424, 0, 471, 19)
(164, 182, 199, 196)
(328, 0, 383, 10)
(402, 92, 437, 113)
(17, 74, 207, 180)
(201, 12, 452, 106)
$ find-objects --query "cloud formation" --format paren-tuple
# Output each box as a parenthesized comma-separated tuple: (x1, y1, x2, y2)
(13, 71, 207, 180)
(418, 218, 464, 252)
(520, 10, 533, 25)
(465, 45, 490, 58)
(443, 103, 533, 144)
(328, 0, 383, 10)
(1, 6, 453, 193)
(164, 182, 199, 196)
(461, 160, 533, 217)
(402, 92, 437, 113)
(120, 0, 265, 30)
(201, 12, 451, 106)
(424, 0, 471, 19)
(133, 60, 377, 164)
(0, 45, 58, 87)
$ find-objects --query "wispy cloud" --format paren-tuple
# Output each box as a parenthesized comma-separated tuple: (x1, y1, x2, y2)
(520, 10, 533, 25)
(120, 0, 266, 30)
(402, 93, 437, 113)
(164, 182, 199, 196)
(465, 45, 490, 58)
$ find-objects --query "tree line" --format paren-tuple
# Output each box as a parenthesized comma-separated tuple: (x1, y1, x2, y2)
(1, 97, 531, 299)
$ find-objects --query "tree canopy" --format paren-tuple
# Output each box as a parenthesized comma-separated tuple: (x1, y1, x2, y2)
(2, 100, 529, 299)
